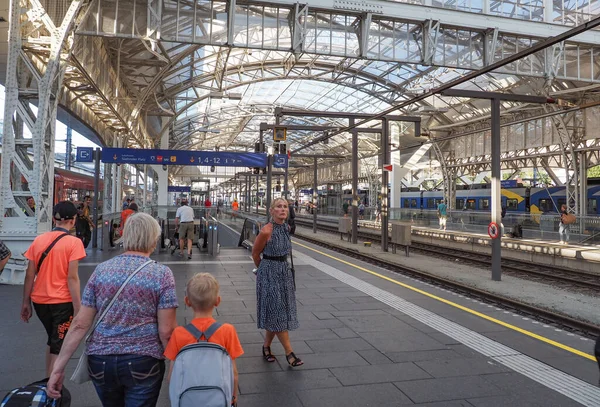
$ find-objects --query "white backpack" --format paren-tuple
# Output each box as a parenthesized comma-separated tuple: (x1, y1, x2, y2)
(169, 322, 234, 407)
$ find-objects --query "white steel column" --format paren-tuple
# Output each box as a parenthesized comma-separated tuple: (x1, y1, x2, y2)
(143, 164, 148, 209)
(0, 0, 85, 284)
(152, 120, 170, 218)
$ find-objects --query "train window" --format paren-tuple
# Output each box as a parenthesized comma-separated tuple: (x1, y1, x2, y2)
(538, 199, 553, 212)
(466, 199, 476, 210)
(427, 199, 436, 209)
(411, 199, 418, 208)
(479, 199, 490, 210)
(435, 199, 443, 207)
(456, 199, 465, 210)
(588, 199, 597, 214)
(506, 199, 518, 210)
(403, 199, 410, 208)
(557, 199, 566, 210)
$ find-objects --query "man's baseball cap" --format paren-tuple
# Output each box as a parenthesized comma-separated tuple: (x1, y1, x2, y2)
(53, 201, 78, 221)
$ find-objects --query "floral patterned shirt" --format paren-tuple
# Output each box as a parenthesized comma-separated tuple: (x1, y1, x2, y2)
(82, 254, 178, 359)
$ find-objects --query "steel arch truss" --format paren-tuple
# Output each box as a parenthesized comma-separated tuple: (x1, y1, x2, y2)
(77, 0, 600, 84)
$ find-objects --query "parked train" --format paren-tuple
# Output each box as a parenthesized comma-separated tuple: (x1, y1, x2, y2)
(54, 168, 103, 205)
(400, 185, 600, 215)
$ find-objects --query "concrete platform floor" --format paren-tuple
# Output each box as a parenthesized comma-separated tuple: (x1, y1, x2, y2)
(1, 232, 598, 406)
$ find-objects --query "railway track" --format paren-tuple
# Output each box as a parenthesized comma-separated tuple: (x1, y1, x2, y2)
(294, 218, 600, 294)
(292, 225, 600, 337)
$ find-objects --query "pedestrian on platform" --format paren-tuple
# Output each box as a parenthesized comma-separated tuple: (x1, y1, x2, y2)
(45, 213, 178, 406)
(437, 199, 448, 231)
(21, 201, 86, 376)
(376, 200, 382, 222)
(176, 198, 195, 259)
(164, 273, 244, 406)
(252, 198, 303, 368)
(559, 203, 570, 244)
(359, 202, 365, 220)
(76, 195, 93, 248)
(0, 238, 11, 275)
(24, 196, 36, 216)
(232, 199, 239, 221)
(288, 199, 296, 236)
(342, 200, 349, 217)
(122, 198, 130, 210)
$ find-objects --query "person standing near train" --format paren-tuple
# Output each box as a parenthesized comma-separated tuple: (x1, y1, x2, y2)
(559, 203, 570, 244)
(252, 198, 303, 368)
(437, 199, 448, 231)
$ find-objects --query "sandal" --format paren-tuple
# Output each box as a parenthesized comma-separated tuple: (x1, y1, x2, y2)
(262, 346, 276, 363)
(286, 352, 304, 367)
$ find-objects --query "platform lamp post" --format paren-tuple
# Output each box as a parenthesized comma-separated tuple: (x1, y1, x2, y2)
(440, 90, 554, 281)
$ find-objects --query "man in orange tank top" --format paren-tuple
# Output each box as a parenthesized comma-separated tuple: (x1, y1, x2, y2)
(21, 201, 86, 376)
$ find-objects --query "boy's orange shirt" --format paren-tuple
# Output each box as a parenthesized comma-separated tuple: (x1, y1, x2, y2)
(164, 317, 244, 361)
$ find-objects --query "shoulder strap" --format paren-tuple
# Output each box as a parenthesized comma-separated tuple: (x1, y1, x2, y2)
(184, 322, 222, 342)
(184, 323, 204, 341)
(37, 233, 69, 274)
(203, 322, 222, 340)
(85, 259, 154, 342)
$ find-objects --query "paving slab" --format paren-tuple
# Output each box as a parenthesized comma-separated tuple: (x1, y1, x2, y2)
(1, 235, 597, 407)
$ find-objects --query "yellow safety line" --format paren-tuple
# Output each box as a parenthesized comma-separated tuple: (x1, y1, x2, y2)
(294, 241, 597, 362)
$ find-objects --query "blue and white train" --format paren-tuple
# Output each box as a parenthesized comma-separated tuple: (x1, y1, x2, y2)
(400, 185, 600, 215)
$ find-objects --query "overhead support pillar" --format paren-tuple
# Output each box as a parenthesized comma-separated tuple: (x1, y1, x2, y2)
(490, 99, 502, 282)
(143, 164, 148, 209)
(579, 153, 587, 217)
(441, 89, 552, 281)
(92, 148, 101, 249)
(266, 155, 273, 219)
(350, 119, 358, 244)
(65, 125, 73, 170)
(313, 157, 318, 234)
(152, 120, 170, 219)
(381, 118, 390, 252)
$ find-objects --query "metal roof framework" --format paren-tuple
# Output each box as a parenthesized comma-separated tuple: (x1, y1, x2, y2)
(3, 0, 600, 238)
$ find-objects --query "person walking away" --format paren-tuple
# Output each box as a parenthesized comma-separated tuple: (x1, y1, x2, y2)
(165, 273, 243, 406)
(437, 200, 448, 231)
(217, 199, 224, 219)
(358, 202, 365, 220)
(559, 203, 570, 244)
(176, 199, 195, 259)
(252, 198, 303, 367)
(0, 238, 11, 276)
(232, 199, 239, 221)
(376, 200, 382, 222)
(46, 213, 178, 406)
(118, 202, 138, 239)
(76, 196, 93, 248)
(294, 200, 299, 212)
(342, 200, 349, 217)
(21, 201, 86, 377)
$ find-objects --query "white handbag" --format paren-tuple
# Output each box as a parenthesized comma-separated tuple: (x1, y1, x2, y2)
(70, 260, 154, 384)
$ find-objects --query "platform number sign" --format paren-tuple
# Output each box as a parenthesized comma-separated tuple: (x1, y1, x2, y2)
(488, 222, 500, 239)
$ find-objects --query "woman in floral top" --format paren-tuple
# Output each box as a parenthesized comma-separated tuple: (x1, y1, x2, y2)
(46, 213, 178, 406)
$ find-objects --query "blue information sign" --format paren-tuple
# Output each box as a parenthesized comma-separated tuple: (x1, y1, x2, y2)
(76, 147, 94, 163)
(101, 148, 268, 167)
(168, 186, 191, 193)
(500, 180, 518, 188)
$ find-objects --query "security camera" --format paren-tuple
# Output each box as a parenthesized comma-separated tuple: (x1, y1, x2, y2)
(162, 164, 168, 171)
(210, 166, 216, 172)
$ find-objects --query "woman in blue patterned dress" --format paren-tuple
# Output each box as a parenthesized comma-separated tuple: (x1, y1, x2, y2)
(252, 198, 303, 367)
(46, 213, 178, 406)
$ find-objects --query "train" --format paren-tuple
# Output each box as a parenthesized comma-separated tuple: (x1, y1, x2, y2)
(54, 168, 103, 205)
(400, 185, 600, 215)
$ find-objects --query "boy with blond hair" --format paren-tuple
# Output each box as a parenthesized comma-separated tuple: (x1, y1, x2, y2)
(165, 273, 243, 405)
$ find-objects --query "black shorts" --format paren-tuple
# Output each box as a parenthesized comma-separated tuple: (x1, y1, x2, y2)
(33, 302, 74, 354)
